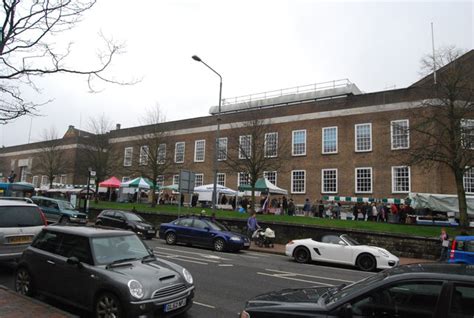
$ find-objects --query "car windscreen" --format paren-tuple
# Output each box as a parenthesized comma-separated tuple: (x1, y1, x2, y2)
(57, 200, 76, 211)
(341, 234, 360, 246)
(208, 220, 229, 231)
(324, 271, 388, 305)
(124, 213, 144, 222)
(91, 234, 151, 265)
(0, 206, 44, 227)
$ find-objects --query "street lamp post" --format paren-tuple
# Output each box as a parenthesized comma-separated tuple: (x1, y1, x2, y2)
(192, 55, 222, 213)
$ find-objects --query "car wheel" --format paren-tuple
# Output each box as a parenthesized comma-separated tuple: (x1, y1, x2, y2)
(214, 238, 225, 252)
(294, 246, 311, 263)
(96, 220, 103, 226)
(95, 292, 123, 318)
(15, 267, 35, 297)
(165, 232, 177, 245)
(357, 253, 376, 272)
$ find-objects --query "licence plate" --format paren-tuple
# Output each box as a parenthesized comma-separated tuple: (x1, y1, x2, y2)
(148, 230, 155, 233)
(164, 298, 186, 312)
(244, 242, 250, 246)
(8, 236, 33, 244)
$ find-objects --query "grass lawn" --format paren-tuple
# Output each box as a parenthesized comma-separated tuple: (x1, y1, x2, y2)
(90, 201, 471, 238)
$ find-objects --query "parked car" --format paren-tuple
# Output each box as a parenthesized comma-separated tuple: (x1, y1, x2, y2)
(0, 200, 47, 261)
(159, 216, 250, 252)
(15, 226, 194, 317)
(95, 209, 157, 239)
(31, 196, 87, 225)
(240, 263, 474, 318)
(285, 233, 399, 271)
(449, 235, 474, 264)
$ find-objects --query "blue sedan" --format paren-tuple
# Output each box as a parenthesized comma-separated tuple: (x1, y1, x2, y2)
(159, 216, 250, 252)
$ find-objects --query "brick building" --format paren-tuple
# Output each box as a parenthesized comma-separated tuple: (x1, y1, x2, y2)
(1, 50, 473, 205)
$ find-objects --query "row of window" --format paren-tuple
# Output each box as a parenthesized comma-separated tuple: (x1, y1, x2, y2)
(31, 175, 68, 187)
(122, 120, 410, 166)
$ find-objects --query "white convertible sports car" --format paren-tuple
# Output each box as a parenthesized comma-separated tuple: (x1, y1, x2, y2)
(285, 233, 399, 271)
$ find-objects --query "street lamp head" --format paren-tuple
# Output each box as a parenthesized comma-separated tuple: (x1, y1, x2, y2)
(192, 55, 202, 62)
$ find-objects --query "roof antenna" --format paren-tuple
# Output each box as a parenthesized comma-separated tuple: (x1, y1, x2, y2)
(431, 22, 437, 85)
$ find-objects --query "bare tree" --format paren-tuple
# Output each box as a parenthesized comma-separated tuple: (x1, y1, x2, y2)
(80, 114, 118, 189)
(133, 105, 174, 206)
(0, 0, 133, 123)
(221, 118, 291, 210)
(404, 47, 474, 227)
(34, 127, 69, 188)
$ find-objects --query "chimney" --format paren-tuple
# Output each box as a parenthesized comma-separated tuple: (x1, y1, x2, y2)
(116, 123, 121, 130)
(68, 125, 75, 130)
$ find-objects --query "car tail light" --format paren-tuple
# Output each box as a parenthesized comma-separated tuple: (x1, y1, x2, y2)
(450, 240, 457, 259)
(287, 240, 294, 245)
(38, 208, 48, 226)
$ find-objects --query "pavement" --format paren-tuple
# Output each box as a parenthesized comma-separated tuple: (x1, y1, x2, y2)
(0, 285, 75, 318)
(248, 242, 433, 265)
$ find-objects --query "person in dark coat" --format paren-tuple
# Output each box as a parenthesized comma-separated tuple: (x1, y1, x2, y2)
(282, 196, 288, 215)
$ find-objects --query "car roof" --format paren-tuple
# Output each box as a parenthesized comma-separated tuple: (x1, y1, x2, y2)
(455, 236, 474, 241)
(0, 199, 37, 207)
(31, 196, 68, 202)
(102, 209, 135, 215)
(385, 263, 474, 280)
(44, 225, 134, 238)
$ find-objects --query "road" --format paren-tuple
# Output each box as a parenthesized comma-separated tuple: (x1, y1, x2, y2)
(0, 239, 374, 317)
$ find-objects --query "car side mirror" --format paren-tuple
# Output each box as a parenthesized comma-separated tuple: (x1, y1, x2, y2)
(338, 303, 353, 318)
(338, 241, 346, 246)
(67, 256, 83, 268)
(204, 227, 210, 232)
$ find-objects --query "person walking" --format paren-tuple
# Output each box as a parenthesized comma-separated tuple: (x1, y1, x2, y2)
(247, 211, 260, 240)
(288, 199, 296, 216)
(282, 196, 288, 215)
(318, 200, 325, 218)
(439, 228, 450, 261)
(303, 198, 311, 217)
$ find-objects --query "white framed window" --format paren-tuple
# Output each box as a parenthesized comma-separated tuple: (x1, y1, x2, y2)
(139, 145, 149, 165)
(392, 166, 411, 193)
(264, 132, 278, 158)
(239, 135, 252, 159)
(121, 176, 130, 183)
(157, 144, 166, 164)
(291, 170, 306, 193)
(292, 130, 306, 156)
(355, 123, 372, 152)
(464, 167, 474, 194)
(355, 167, 373, 193)
(322, 127, 338, 154)
(156, 175, 164, 188)
(32, 176, 39, 188)
(391, 120, 410, 150)
(218, 137, 228, 161)
(461, 119, 474, 149)
(194, 140, 205, 162)
(59, 174, 67, 185)
(123, 147, 133, 167)
(238, 172, 250, 186)
(173, 174, 180, 185)
(40, 175, 48, 186)
(264, 171, 277, 186)
(20, 167, 28, 182)
(217, 173, 226, 186)
(194, 173, 204, 187)
(175, 142, 185, 163)
(322, 169, 338, 193)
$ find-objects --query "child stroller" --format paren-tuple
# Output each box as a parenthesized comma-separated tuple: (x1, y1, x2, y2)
(252, 227, 275, 248)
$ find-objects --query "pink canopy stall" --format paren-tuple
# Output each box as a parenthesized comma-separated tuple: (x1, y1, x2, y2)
(99, 176, 121, 200)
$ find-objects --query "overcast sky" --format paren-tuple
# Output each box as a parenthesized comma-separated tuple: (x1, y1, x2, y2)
(1, 0, 473, 147)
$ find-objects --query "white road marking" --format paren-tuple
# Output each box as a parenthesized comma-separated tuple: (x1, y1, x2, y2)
(154, 253, 208, 265)
(154, 251, 221, 263)
(154, 246, 233, 261)
(193, 301, 216, 309)
(218, 264, 234, 267)
(257, 272, 334, 286)
(265, 269, 355, 283)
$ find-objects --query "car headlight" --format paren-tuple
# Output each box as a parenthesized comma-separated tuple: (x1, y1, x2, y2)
(128, 279, 144, 299)
(136, 224, 145, 230)
(230, 236, 242, 241)
(240, 310, 250, 318)
(378, 249, 390, 257)
(182, 268, 193, 285)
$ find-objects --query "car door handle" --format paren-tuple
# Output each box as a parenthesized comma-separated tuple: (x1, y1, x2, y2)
(47, 260, 55, 265)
